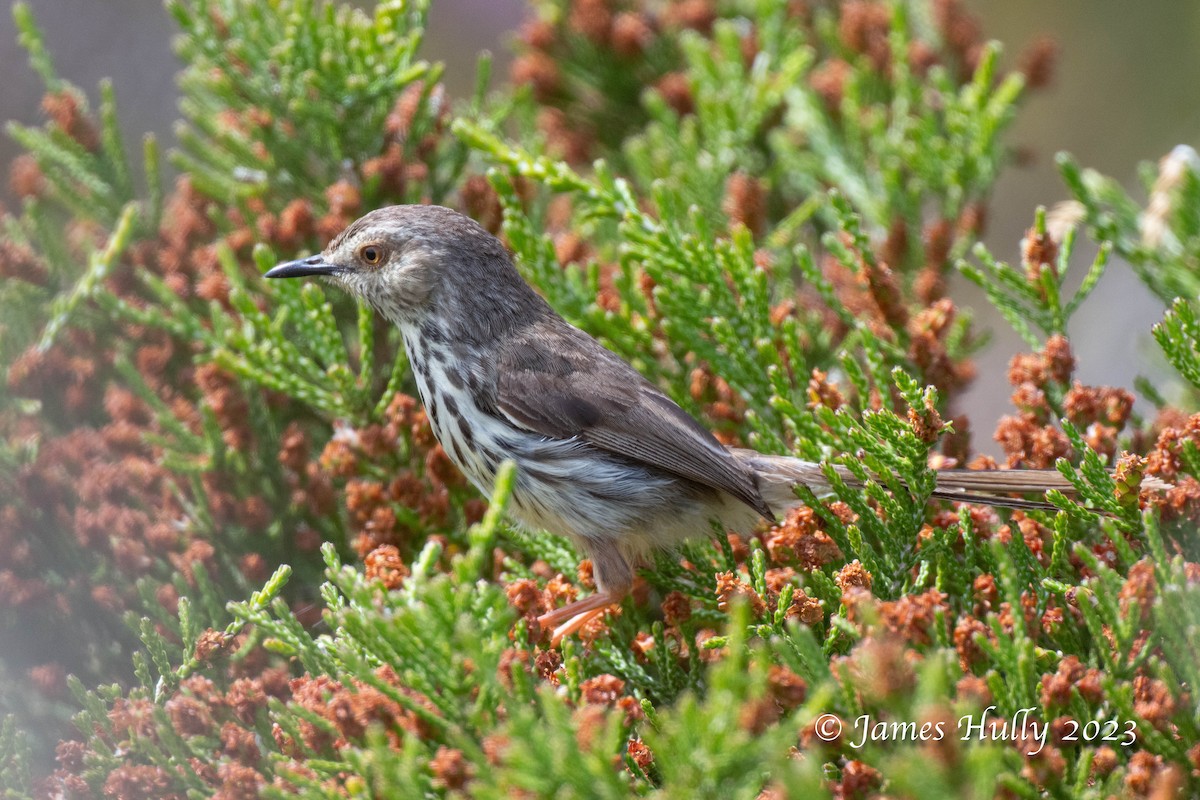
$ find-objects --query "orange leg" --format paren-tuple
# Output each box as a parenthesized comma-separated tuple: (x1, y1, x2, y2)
(537, 590, 622, 645)
(549, 607, 609, 646)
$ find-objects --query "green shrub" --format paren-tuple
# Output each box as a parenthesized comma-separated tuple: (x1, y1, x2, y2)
(1, 1, 1196, 798)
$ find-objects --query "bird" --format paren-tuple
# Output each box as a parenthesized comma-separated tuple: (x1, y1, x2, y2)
(264, 204, 1135, 643)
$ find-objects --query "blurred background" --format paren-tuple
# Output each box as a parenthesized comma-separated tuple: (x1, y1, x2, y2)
(1, 0, 1196, 455)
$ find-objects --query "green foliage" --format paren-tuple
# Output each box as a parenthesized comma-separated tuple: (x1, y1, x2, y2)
(960, 206, 1110, 349)
(170, 0, 438, 205)
(772, 25, 1021, 241)
(1060, 145, 1200, 305)
(1154, 296, 1200, 396)
(2, 0, 1199, 797)
(0, 4, 160, 366)
(524, 0, 1022, 262)
(7, 5, 157, 230)
(37, 204, 139, 352)
(41, 470, 995, 799)
(0, 717, 31, 800)
(633, 613, 828, 799)
(621, 14, 812, 224)
(0, 0, 479, 762)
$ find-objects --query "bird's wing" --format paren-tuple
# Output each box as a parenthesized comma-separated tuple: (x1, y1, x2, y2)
(492, 322, 773, 519)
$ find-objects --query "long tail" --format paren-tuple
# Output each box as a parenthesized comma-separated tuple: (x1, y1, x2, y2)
(729, 449, 1169, 514)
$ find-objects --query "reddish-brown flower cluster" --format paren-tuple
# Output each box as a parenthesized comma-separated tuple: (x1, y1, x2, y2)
(832, 758, 883, 800)
(101, 764, 182, 800)
(1039, 655, 1103, 709)
(715, 570, 768, 616)
(313, 391, 483, 559)
(840, 1, 893, 69)
(808, 58, 853, 113)
(8, 152, 46, 200)
(952, 614, 992, 671)
(513, 0, 1006, 169)
(993, 335, 1076, 468)
(505, 570, 584, 621)
(7, 332, 102, 416)
(682, 363, 743, 440)
(877, 588, 947, 646)
(363, 544, 410, 590)
(430, 745, 473, 790)
(1125, 751, 1183, 797)
(195, 362, 254, 451)
(1118, 558, 1157, 625)
(1018, 36, 1059, 90)
(281, 665, 439, 753)
(0, 68, 485, 761)
(511, 0, 722, 161)
(817, 248, 899, 344)
(837, 634, 916, 704)
(1143, 411, 1200, 524)
(835, 560, 873, 595)
(459, 174, 505, 235)
(580, 673, 644, 727)
(806, 368, 845, 412)
(813, 244, 976, 404)
(761, 505, 842, 570)
(722, 172, 768, 238)
(2, 170, 319, 726)
(40, 668, 290, 799)
(814, 0, 1047, 118)
(627, 737, 654, 775)
(42, 90, 100, 151)
(1064, 382, 1134, 459)
(740, 663, 810, 735)
(1132, 673, 1177, 731)
(992, 332, 1194, 528)
(930, 0, 986, 79)
(0, 369, 198, 683)
(1021, 219, 1060, 284)
(907, 298, 977, 398)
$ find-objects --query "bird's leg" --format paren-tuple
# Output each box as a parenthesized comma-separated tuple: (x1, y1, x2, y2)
(537, 590, 623, 645)
(537, 590, 619, 630)
(537, 541, 632, 646)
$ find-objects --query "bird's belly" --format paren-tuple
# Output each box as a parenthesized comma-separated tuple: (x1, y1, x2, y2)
(418, 381, 682, 534)
(500, 441, 691, 542)
(418, 383, 507, 493)
(411, 356, 756, 552)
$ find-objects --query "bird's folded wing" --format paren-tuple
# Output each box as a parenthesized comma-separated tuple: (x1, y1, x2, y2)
(493, 326, 773, 519)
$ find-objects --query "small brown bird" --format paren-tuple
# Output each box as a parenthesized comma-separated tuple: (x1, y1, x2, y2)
(265, 205, 1105, 642)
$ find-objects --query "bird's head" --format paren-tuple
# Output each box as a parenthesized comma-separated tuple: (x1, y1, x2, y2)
(264, 204, 516, 325)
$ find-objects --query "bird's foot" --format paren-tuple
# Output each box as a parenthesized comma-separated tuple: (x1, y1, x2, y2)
(537, 590, 620, 646)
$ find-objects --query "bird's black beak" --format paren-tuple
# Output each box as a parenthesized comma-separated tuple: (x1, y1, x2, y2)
(264, 255, 344, 279)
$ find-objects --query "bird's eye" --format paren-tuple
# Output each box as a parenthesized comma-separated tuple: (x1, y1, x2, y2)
(360, 245, 385, 265)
